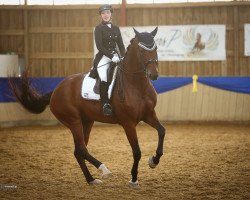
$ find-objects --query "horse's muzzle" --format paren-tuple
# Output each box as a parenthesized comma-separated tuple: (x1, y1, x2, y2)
(149, 72, 158, 80)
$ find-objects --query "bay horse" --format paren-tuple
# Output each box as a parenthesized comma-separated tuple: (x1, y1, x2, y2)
(9, 27, 165, 187)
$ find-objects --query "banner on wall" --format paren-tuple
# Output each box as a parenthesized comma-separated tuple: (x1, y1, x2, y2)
(245, 24, 250, 56)
(94, 25, 226, 61)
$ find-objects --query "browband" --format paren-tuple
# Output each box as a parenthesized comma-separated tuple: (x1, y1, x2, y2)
(138, 42, 157, 51)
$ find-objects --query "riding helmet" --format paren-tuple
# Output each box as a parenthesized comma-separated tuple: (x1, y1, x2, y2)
(98, 4, 113, 14)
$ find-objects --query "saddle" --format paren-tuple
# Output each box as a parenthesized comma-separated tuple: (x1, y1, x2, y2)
(91, 62, 116, 95)
(81, 63, 117, 100)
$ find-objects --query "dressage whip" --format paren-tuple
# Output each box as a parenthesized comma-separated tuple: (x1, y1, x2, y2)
(95, 62, 111, 69)
(95, 57, 123, 69)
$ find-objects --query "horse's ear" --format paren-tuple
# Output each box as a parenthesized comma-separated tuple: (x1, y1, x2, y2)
(151, 27, 158, 37)
(133, 27, 140, 38)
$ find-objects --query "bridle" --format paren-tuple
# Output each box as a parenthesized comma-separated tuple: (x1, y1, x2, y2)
(118, 39, 158, 77)
(140, 51, 158, 77)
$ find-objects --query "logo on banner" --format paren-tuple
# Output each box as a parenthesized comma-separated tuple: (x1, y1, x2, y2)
(183, 26, 219, 58)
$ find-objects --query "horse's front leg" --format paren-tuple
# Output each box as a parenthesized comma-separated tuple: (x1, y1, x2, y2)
(122, 123, 141, 187)
(144, 110, 165, 168)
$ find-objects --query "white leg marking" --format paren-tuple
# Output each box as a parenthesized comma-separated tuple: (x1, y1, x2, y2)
(98, 164, 113, 179)
(89, 179, 103, 185)
(129, 179, 139, 188)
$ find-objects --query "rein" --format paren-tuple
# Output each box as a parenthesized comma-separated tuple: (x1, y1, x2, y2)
(96, 61, 111, 69)
(117, 64, 146, 77)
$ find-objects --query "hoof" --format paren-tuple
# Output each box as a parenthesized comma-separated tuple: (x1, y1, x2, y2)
(89, 179, 103, 185)
(148, 156, 157, 169)
(129, 179, 139, 188)
(102, 172, 113, 179)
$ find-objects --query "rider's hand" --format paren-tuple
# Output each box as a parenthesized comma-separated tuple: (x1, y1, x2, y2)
(111, 54, 120, 63)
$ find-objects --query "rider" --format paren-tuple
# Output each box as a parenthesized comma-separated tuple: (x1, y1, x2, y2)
(93, 4, 125, 116)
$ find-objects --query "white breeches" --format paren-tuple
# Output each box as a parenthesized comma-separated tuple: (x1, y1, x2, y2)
(97, 55, 111, 82)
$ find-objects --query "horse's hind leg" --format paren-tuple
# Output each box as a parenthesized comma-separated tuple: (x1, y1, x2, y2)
(144, 110, 165, 168)
(70, 120, 112, 184)
(82, 120, 94, 146)
(69, 120, 99, 184)
(81, 120, 113, 179)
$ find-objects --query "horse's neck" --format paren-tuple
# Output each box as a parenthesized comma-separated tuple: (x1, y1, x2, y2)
(123, 44, 141, 74)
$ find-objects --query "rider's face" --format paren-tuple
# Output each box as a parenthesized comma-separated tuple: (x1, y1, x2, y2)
(101, 10, 112, 22)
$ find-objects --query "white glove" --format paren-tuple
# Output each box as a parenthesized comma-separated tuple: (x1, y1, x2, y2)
(111, 54, 120, 63)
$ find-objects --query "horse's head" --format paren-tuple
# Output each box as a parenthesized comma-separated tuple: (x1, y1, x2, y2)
(133, 27, 159, 80)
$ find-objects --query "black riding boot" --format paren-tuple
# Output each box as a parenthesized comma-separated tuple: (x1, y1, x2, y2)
(100, 81, 112, 116)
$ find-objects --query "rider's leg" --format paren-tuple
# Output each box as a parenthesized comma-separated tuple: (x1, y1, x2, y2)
(97, 56, 113, 116)
(107, 62, 115, 84)
(99, 81, 112, 116)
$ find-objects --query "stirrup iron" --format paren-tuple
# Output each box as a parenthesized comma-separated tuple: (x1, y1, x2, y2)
(103, 103, 112, 116)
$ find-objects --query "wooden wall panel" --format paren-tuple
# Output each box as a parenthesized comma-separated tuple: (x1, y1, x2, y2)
(0, 10, 23, 29)
(0, 10, 25, 54)
(155, 84, 250, 122)
(0, 2, 250, 77)
(0, 35, 24, 54)
(28, 58, 92, 76)
(0, 104, 57, 127)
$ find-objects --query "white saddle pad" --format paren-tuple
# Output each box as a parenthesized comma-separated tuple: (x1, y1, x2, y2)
(81, 67, 117, 100)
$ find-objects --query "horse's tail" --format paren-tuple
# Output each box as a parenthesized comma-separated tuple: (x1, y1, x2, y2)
(9, 70, 52, 114)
